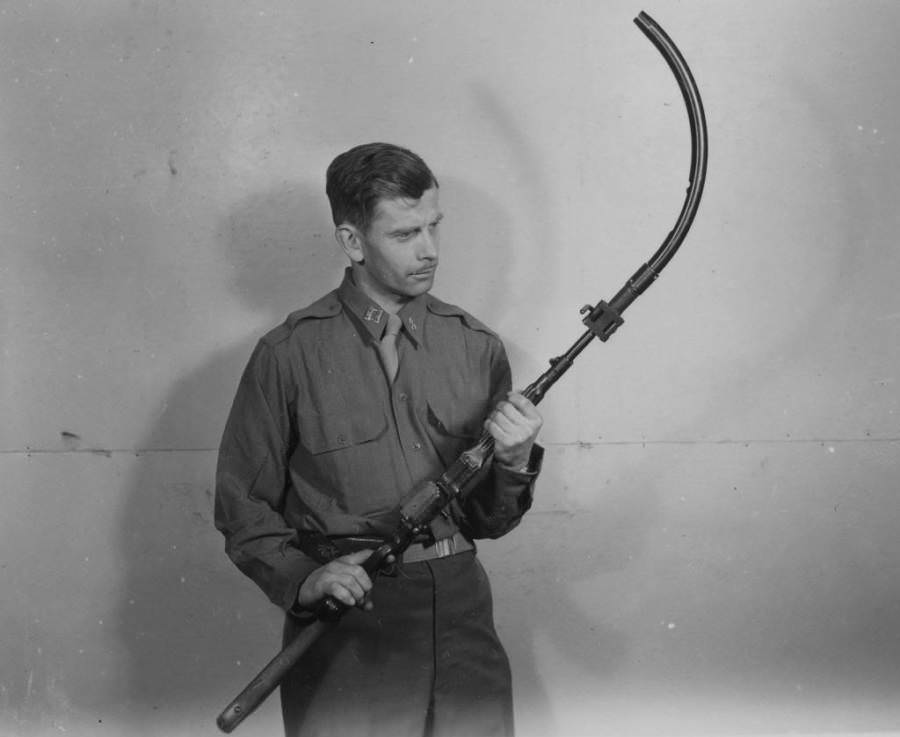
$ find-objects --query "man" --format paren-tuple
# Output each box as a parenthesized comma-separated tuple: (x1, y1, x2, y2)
(215, 142, 543, 737)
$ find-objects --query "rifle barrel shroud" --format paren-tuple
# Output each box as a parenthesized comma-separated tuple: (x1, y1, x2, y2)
(216, 10, 708, 733)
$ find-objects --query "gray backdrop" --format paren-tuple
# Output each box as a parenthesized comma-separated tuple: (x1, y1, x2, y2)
(2, 1, 899, 735)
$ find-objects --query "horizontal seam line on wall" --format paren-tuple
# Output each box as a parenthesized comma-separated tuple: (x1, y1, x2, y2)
(0, 447, 219, 455)
(547, 438, 900, 447)
(2, 437, 900, 456)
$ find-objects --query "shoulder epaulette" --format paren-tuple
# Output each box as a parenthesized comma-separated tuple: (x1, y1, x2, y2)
(426, 294, 498, 339)
(260, 291, 343, 346)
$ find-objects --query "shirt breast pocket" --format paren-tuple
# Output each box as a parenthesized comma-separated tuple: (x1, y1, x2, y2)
(298, 409, 387, 455)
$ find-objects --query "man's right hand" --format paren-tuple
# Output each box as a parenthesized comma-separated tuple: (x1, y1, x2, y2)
(297, 549, 375, 611)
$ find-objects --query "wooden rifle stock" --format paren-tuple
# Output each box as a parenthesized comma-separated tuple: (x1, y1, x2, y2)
(217, 619, 335, 733)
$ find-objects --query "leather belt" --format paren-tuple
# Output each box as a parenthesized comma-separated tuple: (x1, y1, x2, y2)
(309, 531, 474, 566)
(402, 531, 473, 563)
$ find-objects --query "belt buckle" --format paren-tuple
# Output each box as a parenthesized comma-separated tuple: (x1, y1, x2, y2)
(434, 536, 451, 558)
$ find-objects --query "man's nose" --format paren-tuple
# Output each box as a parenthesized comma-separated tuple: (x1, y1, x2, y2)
(417, 230, 438, 260)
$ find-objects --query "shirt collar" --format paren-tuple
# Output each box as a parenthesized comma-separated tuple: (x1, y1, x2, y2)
(336, 268, 427, 346)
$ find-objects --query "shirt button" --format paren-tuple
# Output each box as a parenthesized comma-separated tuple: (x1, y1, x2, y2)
(398, 393, 408, 402)
(412, 442, 422, 450)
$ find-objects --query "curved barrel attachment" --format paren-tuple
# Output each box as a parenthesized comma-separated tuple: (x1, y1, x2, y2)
(524, 10, 708, 406)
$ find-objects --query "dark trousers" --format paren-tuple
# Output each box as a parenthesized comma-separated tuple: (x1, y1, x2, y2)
(281, 551, 514, 737)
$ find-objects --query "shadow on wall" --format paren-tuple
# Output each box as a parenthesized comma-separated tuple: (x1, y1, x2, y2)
(112, 179, 343, 725)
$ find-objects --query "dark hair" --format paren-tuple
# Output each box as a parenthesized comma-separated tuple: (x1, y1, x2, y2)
(326, 143, 438, 233)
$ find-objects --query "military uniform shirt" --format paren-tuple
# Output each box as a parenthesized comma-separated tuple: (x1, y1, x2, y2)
(215, 269, 542, 611)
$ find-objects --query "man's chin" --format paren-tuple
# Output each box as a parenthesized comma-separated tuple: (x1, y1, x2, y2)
(406, 273, 436, 294)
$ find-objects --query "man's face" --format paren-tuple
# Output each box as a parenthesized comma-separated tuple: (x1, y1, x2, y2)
(347, 186, 443, 309)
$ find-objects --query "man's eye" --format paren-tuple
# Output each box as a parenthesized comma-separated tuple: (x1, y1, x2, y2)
(395, 231, 415, 241)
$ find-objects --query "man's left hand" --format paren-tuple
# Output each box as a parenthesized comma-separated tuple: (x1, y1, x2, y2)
(485, 392, 543, 471)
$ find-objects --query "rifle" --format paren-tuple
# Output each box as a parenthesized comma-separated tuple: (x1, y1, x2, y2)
(216, 10, 708, 732)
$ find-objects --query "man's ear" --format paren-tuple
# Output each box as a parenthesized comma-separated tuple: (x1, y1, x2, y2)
(335, 224, 365, 264)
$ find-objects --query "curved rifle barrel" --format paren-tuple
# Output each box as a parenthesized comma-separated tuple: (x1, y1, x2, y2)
(625, 11, 709, 296)
(525, 10, 708, 406)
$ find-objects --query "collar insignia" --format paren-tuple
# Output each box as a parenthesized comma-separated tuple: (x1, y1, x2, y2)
(363, 306, 384, 323)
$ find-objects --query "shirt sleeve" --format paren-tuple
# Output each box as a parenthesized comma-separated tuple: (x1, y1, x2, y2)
(214, 340, 320, 612)
(460, 338, 543, 539)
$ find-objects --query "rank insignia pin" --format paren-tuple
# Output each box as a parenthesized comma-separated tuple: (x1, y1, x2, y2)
(363, 306, 384, 323)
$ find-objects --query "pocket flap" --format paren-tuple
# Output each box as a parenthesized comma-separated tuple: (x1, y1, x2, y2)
(299, 410, 387, 454)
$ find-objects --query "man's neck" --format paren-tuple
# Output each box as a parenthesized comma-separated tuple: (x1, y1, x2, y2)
(349, 267, 411, 315)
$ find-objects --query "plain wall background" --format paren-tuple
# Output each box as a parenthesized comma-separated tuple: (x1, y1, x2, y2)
(2, 1, 899, 736)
